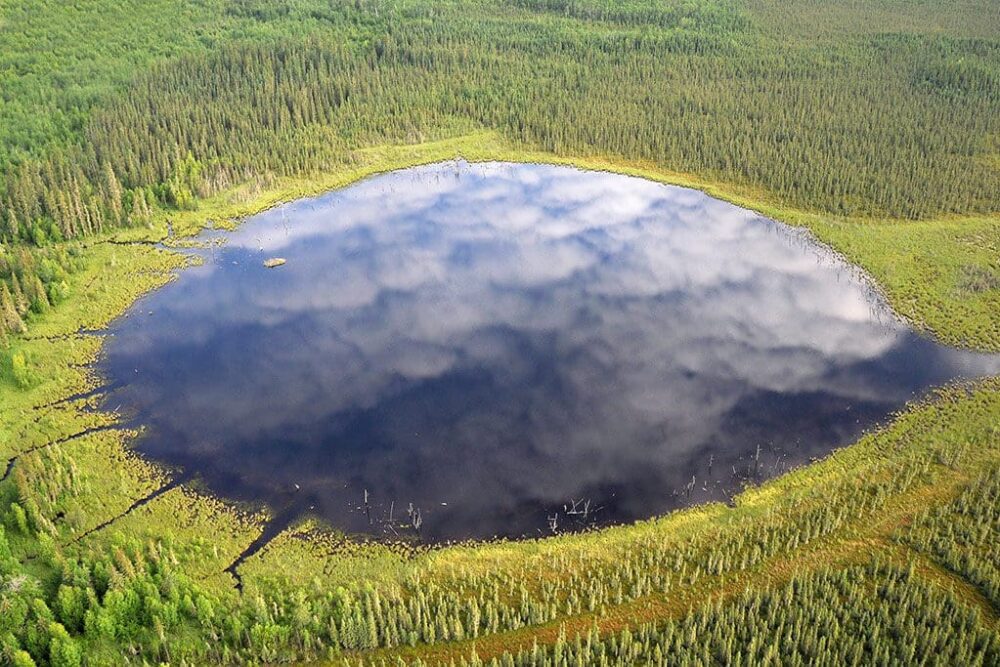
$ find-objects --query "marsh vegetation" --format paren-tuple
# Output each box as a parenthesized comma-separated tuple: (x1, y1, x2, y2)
(0, 1, 997, 665)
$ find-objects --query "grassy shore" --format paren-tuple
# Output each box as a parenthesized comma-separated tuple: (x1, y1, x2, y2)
(1, 131, 998, 664)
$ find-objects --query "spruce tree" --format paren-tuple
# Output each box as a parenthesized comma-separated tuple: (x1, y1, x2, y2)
(1, 282, 25, 333)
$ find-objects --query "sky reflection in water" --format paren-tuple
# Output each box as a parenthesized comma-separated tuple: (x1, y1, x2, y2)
(100, 162, 1000, 542)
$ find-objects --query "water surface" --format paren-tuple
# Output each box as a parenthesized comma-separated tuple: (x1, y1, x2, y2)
(100, 162, 1000, 542)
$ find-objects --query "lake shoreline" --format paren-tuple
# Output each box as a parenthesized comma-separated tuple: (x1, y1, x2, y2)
(2, 132, 997, 663)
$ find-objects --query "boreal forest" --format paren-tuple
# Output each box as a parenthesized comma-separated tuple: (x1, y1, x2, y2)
(0, 1, 998, 665)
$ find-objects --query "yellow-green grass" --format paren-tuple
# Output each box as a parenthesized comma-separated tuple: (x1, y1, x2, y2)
(0, 131, 997, 663)
(257, 379, 1000, 664)
(73, 485, 268, 583)
(1, 245, 186, 462)
(9, 426, 165, 542)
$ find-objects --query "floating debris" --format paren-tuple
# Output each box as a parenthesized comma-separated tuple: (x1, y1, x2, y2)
(263, 257, 286, 268)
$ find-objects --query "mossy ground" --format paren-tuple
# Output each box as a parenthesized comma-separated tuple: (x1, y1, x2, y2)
(1, 131, 997, 664)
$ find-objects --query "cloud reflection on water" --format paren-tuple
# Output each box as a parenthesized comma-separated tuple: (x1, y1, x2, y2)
(102, 162, 1000, 541)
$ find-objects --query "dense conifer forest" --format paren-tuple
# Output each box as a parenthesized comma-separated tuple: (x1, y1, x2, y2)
(0, 1, 997, 665)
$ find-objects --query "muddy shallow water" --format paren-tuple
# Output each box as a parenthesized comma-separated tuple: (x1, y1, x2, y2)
(100, 162, 1000, 542)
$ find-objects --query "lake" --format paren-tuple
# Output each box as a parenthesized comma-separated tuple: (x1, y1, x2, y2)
(99, 162, 1000, 542)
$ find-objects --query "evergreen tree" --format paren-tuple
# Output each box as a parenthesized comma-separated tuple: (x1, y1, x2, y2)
(1, 282, 25, 333)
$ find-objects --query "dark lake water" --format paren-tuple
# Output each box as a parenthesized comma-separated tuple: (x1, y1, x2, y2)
(100, 162, 1000, 542)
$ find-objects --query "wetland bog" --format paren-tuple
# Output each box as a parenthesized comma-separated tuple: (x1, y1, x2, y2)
(1, 0, 999, 662)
